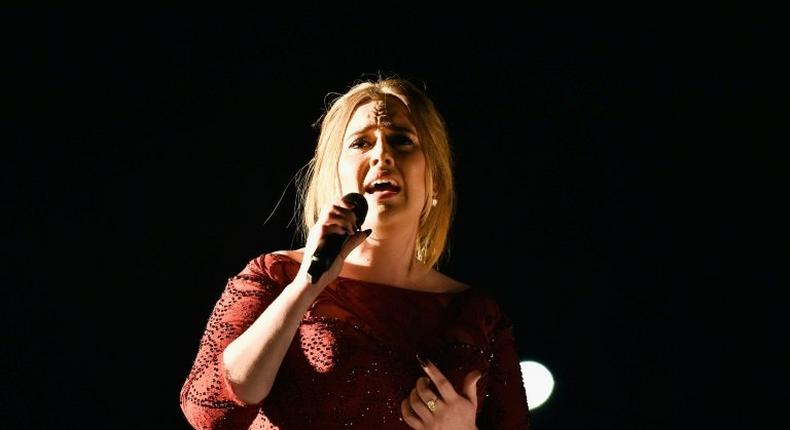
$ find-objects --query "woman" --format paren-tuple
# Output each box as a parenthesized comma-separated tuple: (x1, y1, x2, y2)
(180, 77, 531, 429)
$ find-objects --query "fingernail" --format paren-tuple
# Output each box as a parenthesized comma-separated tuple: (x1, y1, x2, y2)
(415, 354, 429, 368)
(363, 228, 372, 237)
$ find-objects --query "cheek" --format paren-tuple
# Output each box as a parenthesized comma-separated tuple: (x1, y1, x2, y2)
(338, 155, 367, 186)
(405, 155, 428, 197)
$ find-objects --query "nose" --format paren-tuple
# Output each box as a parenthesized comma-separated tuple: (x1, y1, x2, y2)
(369, 134, 394, 168)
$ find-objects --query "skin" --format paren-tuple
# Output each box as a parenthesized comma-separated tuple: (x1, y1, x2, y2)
(336, 97, 432, 287)
(222, 97, 478, 429)
(402, 360, 482, 430)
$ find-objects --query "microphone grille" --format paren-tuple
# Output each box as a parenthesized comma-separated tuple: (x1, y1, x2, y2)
(342, 192, 368, 229)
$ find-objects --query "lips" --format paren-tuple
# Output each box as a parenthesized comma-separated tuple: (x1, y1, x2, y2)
(364, 176, 401, 194)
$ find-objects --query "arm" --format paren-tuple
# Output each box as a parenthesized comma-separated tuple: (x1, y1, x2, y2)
(478, 317, 532, 430)
(180, 197, 366, 430)
(221, 272, 320, 404)
(222, 229, 370, 404)
(179, 256, 321, 430)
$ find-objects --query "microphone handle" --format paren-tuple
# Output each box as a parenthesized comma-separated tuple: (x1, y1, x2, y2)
(306, 233, 348, 284)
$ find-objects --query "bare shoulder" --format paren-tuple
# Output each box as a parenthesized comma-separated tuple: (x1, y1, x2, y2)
(271, 249, 304, 263)
(424, 268, 471, 294)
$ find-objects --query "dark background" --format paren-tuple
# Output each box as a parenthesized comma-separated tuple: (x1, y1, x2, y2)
(4, 6, 779, 430)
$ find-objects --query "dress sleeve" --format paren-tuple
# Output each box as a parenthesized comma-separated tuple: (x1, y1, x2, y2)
(179, 254, 286, 430)
(478, 310, 532, 430)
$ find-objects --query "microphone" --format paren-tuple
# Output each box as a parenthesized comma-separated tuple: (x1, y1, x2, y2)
(307, 192, 368, 284)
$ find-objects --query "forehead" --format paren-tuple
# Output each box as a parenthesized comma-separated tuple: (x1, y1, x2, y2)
(345, 96, 415, 134)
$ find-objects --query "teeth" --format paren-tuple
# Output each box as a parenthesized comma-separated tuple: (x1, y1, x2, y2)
(366, 177, 399, 192)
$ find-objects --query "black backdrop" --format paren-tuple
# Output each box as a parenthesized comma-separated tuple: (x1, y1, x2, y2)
(5, 6, 778, 430)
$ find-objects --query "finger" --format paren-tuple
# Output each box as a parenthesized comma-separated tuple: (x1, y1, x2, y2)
(320, 202, 356, 218)
(336, 196, 363, 227)
(409, 387, 432, 421)
(400, 398, 422, 428)
(317, 218, 354, 237)
(325, 205, 358, 234)
(415, 376, 438, 404)
(305, 222, 351, 259)
(320, 223, 352, 238)
(339, 229, 371, 259)
(417, 356, 458, 401)
(462, 370, 483, 407)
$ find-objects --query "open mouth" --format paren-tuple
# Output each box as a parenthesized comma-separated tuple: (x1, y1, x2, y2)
(364, 179, 401, 195)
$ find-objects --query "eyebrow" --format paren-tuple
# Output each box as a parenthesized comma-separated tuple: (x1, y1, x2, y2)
(346, 124, 417, 139)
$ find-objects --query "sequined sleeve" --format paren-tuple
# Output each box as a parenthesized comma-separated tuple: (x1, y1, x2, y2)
(179, 255, 285, 430)
(478, 311, 532, 430)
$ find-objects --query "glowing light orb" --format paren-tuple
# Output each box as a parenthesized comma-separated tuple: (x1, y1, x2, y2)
(520, 360, 554, 410)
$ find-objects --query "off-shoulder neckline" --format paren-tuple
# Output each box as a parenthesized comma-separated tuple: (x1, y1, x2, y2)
(267, 252, 473, 296)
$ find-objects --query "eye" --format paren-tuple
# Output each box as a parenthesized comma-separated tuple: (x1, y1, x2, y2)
(349, 138, 371, 149)
(390, 135, 415, 146)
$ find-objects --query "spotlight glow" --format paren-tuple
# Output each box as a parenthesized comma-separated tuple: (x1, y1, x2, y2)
(520, 360, 554, 410)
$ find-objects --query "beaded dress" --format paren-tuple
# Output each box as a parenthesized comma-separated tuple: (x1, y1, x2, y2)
(180, 253, 531, 429)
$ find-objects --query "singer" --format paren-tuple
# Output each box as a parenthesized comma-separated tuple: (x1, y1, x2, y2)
(180, 76, 531, 429)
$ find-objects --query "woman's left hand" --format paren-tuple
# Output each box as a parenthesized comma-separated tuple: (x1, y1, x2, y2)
(400, 359, 482, 430)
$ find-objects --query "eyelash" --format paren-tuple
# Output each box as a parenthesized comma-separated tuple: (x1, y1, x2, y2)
(349, 138, 370, 149)
(349, 137, 414, 149)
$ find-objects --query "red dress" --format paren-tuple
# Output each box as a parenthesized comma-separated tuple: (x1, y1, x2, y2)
(180, 253, 531, 429)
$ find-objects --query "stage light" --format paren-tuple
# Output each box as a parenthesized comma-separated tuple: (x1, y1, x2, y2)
(520, 360, 554, 410)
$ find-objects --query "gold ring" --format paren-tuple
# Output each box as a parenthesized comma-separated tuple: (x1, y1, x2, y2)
(425, 398, 438, 412)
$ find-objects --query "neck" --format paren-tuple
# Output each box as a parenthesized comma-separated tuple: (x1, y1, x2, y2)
(343, 223, 427, 287)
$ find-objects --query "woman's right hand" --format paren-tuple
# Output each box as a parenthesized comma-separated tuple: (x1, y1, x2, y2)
(298, 195, 370, 288)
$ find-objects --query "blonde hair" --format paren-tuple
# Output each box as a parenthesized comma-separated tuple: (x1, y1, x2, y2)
(297, 77, 455, 268)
